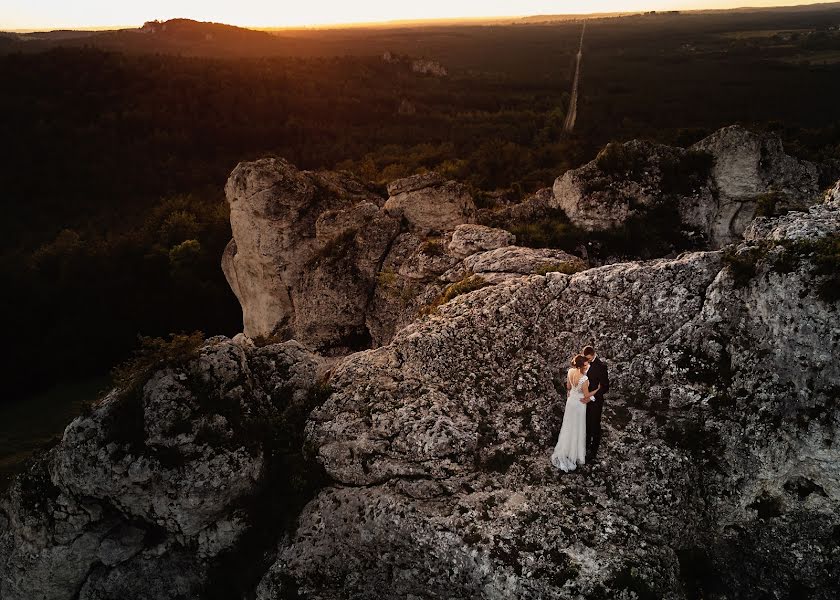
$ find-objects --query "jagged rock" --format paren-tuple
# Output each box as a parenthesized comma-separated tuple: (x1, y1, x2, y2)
(259, 201, 840, 599)
(7, 137, 838, 600)
(222, 157, 399, 349)
(552, 138, 712, 231)
(552, 126, 823, 247)
(0, 339, 325, 600)
(745, 185, 840, 242)
(448, 224, 516, 259)
(692, 125, 821, 244)
(384, 172, 476, 234)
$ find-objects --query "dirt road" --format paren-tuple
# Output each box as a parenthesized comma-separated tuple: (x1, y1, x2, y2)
(563, 22, 586, 133)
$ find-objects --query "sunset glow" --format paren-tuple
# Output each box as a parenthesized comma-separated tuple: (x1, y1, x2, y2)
(2, 0, 836, 30)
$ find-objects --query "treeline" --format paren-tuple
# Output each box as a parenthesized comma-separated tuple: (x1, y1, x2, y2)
(2, 14, 840, 399)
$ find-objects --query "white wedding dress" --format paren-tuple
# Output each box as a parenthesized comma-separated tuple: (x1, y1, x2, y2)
(551, 373, 588, 472)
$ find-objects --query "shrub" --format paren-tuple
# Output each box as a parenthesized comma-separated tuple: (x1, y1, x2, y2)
(419, 239, 446, 256)
(754, 192, 788, 218)
(507, 208, 588, 252)
(595, 142, 648, 181)
(722, 245, 768, 288)
(111, 331, 206, 391)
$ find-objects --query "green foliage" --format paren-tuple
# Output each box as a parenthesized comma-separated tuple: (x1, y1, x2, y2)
(722, 245, 768, 288)
(419, 239, 446, 256)
(659, 150, 715, 196)
(3, 14, 840, 400)
(507, 208, 589, 253)
(420, 275, 491, 315)
(511, 203, 696, 260)
(533, 262, 586, 276)
(595, 143, 649, 180)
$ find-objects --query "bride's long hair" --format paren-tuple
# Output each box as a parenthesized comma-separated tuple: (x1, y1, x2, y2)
(567, 354, 588, 389)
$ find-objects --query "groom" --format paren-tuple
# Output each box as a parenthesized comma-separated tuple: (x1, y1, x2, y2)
(582, 346, 609, 460)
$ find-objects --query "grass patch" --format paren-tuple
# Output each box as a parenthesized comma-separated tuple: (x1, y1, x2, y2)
(420, 274, 490, 315)
(533, 262, 586, 276)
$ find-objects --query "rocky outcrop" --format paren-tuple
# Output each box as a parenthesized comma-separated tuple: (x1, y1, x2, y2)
(255, 197, 840, 599)
(222, 157, 398, 351)
(448, 224, 516, 259)
(552, 126, 823, 247)
(0, 338, 326, 600)
(384, 172, 476, 233)
(223, 161, 578, 351)
(4, 137, 838, 599)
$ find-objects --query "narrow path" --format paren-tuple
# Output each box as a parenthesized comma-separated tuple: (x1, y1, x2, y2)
(563, 22, 586, 134)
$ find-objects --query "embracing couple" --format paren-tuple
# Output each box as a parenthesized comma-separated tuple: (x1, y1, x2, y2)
(551, 346, 610, 472)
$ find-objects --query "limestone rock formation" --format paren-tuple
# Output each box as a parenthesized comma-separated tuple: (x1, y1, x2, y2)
(222, 157, 400, 350)
(448, 224, 516, 259)
(223, 160, 576, 352)
(384, 172, 476, 234)
(257, 197, 840, 599)
(552, 126, 823, 247)
(0, 339, 325, 600)
(3, 137, 838, 599)
(692, 125, 821, 244)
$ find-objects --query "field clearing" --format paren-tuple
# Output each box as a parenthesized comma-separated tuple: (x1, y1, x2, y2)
(719, 28, 813, 38)
(778, 50, 840, 64)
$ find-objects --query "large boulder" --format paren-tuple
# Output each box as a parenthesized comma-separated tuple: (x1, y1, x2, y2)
(551, 126, 823, 247)
(691, 125, 821, 244)
(384, 172, 477, 234)
(0, 338, 326, 600)
(257, 201, 840, 599)
(223, 158, 399, 350)
(448, 224, 516, 259)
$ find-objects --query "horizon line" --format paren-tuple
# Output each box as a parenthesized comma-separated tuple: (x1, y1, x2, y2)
(2, 1, 838, 33)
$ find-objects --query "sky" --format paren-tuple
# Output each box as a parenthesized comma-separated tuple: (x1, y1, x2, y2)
(1, 0, 836, 30)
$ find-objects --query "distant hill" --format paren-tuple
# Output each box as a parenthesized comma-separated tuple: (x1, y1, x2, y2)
(0, 18, 286, 57)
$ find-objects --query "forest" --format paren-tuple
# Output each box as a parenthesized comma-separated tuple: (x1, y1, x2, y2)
(2, 6, 840, 407)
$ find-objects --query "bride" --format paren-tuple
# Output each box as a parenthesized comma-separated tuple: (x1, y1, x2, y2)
(551, 354, 601, 472)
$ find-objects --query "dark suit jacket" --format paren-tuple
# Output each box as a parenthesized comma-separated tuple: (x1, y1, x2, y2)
(586, 357, 609, 401)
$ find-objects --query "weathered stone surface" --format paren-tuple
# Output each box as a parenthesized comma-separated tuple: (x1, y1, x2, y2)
(551, 126, 823, 247)
(259, 201, 840, 599)
(448, 224, 516, 259)
(745, 186, 840, 242)
(384, 172, 476, 233)
(462, 246, 585, 276)
(6, 137, 839, 600)
(692, 125, 822, 245)
(0, 339, 325, 600)
(223, 157, 398, 350)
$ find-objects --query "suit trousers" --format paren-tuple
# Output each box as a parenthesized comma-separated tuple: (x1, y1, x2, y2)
(585, 396, 603, 456)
